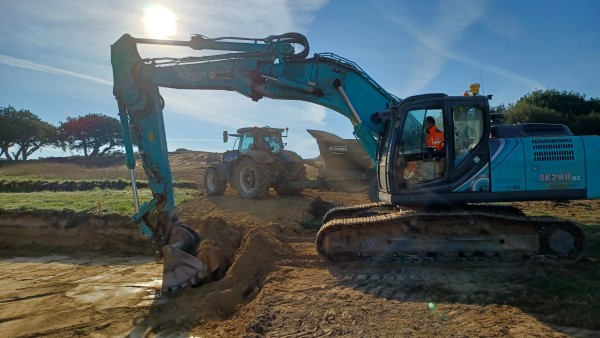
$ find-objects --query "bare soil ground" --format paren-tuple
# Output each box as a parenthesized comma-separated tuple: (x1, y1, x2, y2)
(0, 152, 599, 337)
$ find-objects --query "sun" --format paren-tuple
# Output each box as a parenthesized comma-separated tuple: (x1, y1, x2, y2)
(143, 4, 177, 39)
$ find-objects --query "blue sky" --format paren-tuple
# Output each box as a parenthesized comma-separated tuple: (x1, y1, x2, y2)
(1, 0, 599, 159)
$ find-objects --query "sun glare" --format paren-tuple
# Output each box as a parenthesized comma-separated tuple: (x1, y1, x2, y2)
(143, 4, 177, 39)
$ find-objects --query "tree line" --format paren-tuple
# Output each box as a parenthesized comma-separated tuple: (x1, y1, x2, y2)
(2, 88, 599, 160)
(491, 89, 600, 135)
(0, 107, 123, 160)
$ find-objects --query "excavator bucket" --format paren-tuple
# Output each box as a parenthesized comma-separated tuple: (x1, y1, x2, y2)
(161, 224, 215, 292)
(162, 246, 207, 291)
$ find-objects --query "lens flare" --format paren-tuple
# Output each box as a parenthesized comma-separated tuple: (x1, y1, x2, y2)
(143, 4, 177, 39)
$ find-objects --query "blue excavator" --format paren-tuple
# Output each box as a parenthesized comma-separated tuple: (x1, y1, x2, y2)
(111, 32, 600, 291)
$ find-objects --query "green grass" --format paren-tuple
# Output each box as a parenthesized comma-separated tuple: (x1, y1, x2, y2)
(0, 178, 197, 193)
(514, 201, 600, 260)
(0, 188, 198, 215)
(517, 265, 600, 329)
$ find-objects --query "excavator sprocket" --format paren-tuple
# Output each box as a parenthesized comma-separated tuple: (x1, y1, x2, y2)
(316, 204, 587, 262)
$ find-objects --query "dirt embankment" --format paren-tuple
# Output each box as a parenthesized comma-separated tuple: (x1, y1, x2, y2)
(0, 210, 152, 255)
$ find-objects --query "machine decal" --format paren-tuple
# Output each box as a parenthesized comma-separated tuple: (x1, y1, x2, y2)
(490, 138, 520, 170)
(452, 163, 489, 192)
(178, 71, 207, 80)
(490, 138, 505, 161)
(329, 145, 348, 154)
(538, 173, 581, 182)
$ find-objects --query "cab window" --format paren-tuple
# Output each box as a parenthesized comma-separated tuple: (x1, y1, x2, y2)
(239, 134, 254, 152)
(396, 108, 445, 185)
(264, 134, 282, 154)
(453, 106, 484, 165)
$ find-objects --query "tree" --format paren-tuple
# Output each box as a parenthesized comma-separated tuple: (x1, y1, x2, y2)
(59, 113, 124, 158)
(509, 89, 600, 134)
(490, 104, 508, 116)
(503, 101, 566, 125)
(0, 106, 58, 160)
(570, 112, 600, 136)
(519, 89, 588, 120)
(0, 107, 16, 159)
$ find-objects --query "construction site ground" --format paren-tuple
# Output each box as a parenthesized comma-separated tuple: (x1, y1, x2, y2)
(0, 152, 599, 337)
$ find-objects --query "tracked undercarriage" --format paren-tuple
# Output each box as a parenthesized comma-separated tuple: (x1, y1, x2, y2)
(316, 202, 587, 262)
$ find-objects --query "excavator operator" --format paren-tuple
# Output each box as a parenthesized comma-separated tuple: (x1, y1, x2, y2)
(425, 116, 444, 151)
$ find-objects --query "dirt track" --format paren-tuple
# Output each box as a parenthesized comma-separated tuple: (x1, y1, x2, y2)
(1, 152, 599, 337)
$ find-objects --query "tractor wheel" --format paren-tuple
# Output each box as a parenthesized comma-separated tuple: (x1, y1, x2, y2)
(368, 176, 380, 202)
(204, 167, 226, 195)
(234, 158, 271, 199)
(275, 163, 306, 196)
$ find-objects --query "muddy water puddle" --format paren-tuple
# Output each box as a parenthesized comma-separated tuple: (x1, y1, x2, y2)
(0, 254, 162, 337)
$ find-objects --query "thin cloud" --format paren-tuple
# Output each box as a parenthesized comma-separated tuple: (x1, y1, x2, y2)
(2, 0, 331, 158)
(372, 1, 543, 92)
(371, 1, 485, 93)
(0, 54, 112, 85)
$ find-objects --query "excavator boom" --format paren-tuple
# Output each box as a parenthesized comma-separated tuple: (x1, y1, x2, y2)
(112, 32, 398, 290)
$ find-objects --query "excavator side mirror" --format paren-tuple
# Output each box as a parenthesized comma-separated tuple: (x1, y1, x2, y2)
(223, 131, 228, 143)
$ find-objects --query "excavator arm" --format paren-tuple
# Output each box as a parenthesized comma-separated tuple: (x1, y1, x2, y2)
(111, 32, 398, 291)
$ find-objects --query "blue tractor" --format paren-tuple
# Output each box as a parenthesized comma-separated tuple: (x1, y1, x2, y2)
(204, 126, 307, 198)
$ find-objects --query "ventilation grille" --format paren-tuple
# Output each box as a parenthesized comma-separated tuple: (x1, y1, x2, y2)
(519, 123, 573, 136)
(532, 138, 574, 161)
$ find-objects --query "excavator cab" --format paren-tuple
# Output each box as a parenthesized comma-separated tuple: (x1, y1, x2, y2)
(377, 94, 491, 206)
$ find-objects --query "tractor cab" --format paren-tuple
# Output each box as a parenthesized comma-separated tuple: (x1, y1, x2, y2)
(236, 127, 286, 154)
(377, 94, 491, 205)
(222, 126, 287, 162)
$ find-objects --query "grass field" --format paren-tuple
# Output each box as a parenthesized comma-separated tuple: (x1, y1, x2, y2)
(0, 156, 204, 182)
(0, 160, 198, 215)
(0, 188, 198, 215)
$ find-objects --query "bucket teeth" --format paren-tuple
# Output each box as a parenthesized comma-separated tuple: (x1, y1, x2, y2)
(161, 242, 208, 292)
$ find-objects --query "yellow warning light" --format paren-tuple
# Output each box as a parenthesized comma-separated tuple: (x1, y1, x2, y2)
(148, 132, 155, 141)
(470, 83, 481, 95)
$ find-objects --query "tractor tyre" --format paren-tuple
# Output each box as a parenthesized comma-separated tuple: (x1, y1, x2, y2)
(275, 163, 307, 196)
(368, 176, 380, 202)
(234, 158, 271, 199)
(204, 167, 226, 196)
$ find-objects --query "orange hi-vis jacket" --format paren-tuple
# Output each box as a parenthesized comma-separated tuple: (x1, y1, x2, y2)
(427, 125, 444, 151)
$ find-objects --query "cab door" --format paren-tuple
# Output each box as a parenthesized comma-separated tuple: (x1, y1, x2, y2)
(447, 100, 491, 193)
(377, 120, 393, 193)
(393, 101, 448, 191)
(388, 95, 491, 205)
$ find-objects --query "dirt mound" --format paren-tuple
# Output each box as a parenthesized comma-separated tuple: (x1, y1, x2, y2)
(300, 196, 336, 228)
(205, 225, 291, 316)
(135, 217, 292, 336)
(196, 216, 244, 281)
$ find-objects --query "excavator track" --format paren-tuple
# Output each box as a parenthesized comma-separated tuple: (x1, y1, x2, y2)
(316, 204, 587, 262)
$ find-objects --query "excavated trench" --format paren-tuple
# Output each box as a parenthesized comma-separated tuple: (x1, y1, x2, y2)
(0, 210, 291, 322)
(0, 210, 152, 255)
